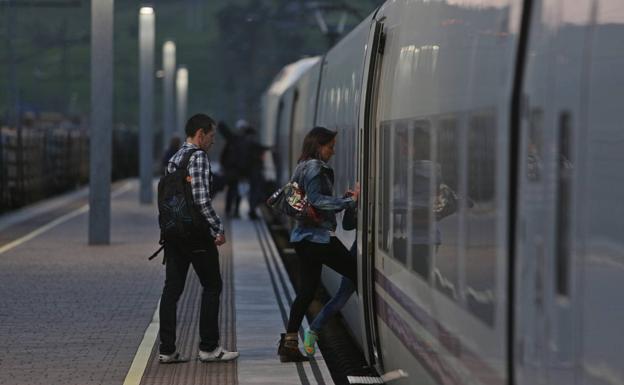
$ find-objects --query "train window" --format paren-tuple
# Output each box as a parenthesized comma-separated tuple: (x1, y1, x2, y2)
(332, 129, 342, 193)
(555, 111, 572, 296)
(392, 121, 410, 266)
(345, 125, 355, 191)
(408, 120, 433, 278)
(433, 117, 460, 300)
(378, 121, 392, 255)
(527, 108, 544, 182)
(335, 125, 355, 198)
(464, 112, 497, 326)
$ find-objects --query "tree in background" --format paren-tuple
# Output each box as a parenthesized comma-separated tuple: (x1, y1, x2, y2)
(0, 0, 384, 128)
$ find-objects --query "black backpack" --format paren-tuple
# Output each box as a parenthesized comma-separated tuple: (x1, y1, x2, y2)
(156, 148, 207, 245)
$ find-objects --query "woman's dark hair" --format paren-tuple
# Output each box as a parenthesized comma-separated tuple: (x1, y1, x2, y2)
(185, 113, 215, 138)
(298, 126, 337, 162)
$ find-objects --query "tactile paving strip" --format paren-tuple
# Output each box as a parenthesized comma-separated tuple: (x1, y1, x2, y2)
(140, 218, 237, 385)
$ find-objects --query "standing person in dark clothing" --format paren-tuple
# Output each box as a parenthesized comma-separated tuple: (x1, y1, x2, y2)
(241, 126, 268, 220)
(158, 113, 238, 364)
(277, 126, 360, 362)
(218, 120, 246, 218)
(161, 136, 181, 175)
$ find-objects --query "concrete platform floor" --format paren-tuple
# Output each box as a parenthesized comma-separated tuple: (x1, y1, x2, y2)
(0, 179, 333, 385)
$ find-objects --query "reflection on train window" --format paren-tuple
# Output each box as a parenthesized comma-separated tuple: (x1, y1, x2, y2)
(332, 127, 344, 195)
(556, 111, 573, 296)
(409, 121, 433, 278)
(333, 124, 356, 200)
(465, 112, 497, 326)
(468, 114, 496, 202)
(378, 122, 392, 254)
(527, 108, 544, 182)
(433, 117, 460, 300)
(392, 122, 409, 266)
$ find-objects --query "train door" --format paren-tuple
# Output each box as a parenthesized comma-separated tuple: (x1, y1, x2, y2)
(358, 17, 385, 371)
(575, 5, 624, 384)
(515, 1, 593, 384)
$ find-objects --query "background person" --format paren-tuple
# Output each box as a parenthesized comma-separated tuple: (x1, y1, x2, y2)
(218, 120, 246, 218)
(161, 136, 181, 175)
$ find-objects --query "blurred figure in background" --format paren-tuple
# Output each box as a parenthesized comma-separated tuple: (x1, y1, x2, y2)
(219, 119, 268, 220)
(218, 120, 246, 218)
(240, 125, 268, 220)
(161, 136, 181, 175)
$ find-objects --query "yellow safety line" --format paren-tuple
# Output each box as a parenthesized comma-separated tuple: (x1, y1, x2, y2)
(123, 301, 160, 385)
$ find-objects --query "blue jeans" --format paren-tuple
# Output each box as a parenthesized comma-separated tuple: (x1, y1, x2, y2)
(309, 276, 355, 333)
(288, 238, 357, 333)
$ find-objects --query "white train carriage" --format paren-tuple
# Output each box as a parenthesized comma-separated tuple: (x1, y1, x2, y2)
(260, 57, 321, 187)
(261, 1, 624, 385)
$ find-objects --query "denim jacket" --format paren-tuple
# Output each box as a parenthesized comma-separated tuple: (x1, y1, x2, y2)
(290, 159, 356, 244)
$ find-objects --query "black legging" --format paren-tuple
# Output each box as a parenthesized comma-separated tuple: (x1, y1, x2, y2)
(286, 237, 357, 333)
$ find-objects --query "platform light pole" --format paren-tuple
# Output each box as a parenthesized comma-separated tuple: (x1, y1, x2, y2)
(176, 66, 188, 138)
(139, 5, 155, 204)
(89, 0, 114, 245)
(162, 40, 176, 149)
(308, 2, 362, 48)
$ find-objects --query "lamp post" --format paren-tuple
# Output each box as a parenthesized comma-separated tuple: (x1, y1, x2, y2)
(308, 2, 361, 48)
(89, 0, 114, 244)
(139, 5, 155, 204)
(176, 66, 188, 138)
(162, 40, 176, 149)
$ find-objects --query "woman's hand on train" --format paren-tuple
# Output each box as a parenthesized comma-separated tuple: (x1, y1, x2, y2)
(346, 182, 361, 202)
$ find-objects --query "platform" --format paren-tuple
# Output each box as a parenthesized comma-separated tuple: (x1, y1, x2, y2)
(0, 180, 333, 385)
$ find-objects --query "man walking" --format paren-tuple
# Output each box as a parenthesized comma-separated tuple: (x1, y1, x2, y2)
(158, 113, 239, 363)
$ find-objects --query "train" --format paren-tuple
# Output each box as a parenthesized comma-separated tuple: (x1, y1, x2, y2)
(260, 1, 624, 385)
(0, 121, 138, 213)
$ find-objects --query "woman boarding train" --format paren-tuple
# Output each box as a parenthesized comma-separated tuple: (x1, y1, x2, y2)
(276, 126, 360, 362)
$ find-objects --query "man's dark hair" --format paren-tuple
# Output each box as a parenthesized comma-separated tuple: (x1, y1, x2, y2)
(298, 126, 337, 162)
(185, 113, 216, 138)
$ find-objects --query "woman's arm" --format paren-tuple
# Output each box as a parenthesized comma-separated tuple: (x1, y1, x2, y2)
(304, 174, 355, 211)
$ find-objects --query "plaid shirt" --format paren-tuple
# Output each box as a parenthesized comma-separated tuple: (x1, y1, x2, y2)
(166, 142, 224, 238)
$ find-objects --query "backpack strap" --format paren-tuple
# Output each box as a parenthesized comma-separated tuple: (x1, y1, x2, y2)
(177, 148, 215, 197)
(178, 148, 204, 171)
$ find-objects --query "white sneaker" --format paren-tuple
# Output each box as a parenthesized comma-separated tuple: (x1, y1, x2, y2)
(158, 352, 189, 364)
(198, 346, 239, 362)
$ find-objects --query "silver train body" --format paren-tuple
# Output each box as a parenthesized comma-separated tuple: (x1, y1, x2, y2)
(260, 1, 624, 385)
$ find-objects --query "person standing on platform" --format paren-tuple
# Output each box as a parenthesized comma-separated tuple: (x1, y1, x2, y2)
(277, 126, 360, 362)
(158, 113, 239, 364)
(241, 125, 268, 220)
(161, 136, 181, 175)
(218, 120, 246, 218)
